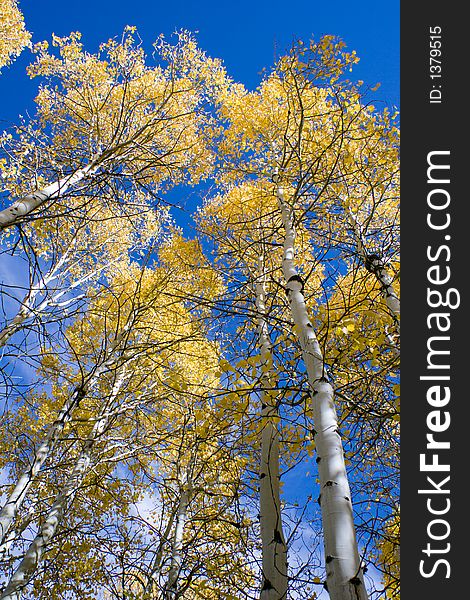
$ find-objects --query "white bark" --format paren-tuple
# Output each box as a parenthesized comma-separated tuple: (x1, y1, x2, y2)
(0, 385, 85, 546)
(275, 179, 368, 600)
(0, 337, 128, 545)
(0, 300, 36, 348)
(0, 163, 98, 231)
(0, 370, 127, 600)
(0, 98, 186, 233)
(256, 258, 288, 600)
(0, 505, 35, 562)
(142, 508, 178, 599)
(164, 483, 190, 600)
(0, 74, 198, 234)
(347, 208, 400, 320)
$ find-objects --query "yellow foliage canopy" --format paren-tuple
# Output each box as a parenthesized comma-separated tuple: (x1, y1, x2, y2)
(0, 0, 30, 71)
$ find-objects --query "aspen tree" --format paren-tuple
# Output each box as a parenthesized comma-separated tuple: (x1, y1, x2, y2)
(346, 208, 399, 321)
(141, 507, 179, 598)
(163, 475, 191, 600)
(0, 194, 164, 349)
(198, 181, 325, 597)
(328, 105, 400, 332)
(212, 37, 385, 599)
(319, 296, 399, 600)
(0, 348, 126, 546)
(0, 25, 399, 600)
(274, 173, 367, 600)
(0, 231, 250, 598)
(0, 28, 223, 230)
(256, 255, 288, 599)
(310, 101, 400, 336)
(0, 252, 176, 547)
(0, 370, 129, 600)
(141, 346, 253, 600)
(0, 264, 164, 572)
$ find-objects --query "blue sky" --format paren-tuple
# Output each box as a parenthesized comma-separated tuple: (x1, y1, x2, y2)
(0, 0, 399, 124)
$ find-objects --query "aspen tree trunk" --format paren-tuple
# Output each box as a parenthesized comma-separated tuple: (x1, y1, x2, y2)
(347, 208, 400, 320)
(0, 371, 127, 600)
(0, 342, 126, 545)
(0, 163, 98, 231)
(0, 505, 35, 562)
(0, 385, 85, 546)
(256, 256, 288, 600)
(164, 483, 190, 600)
(275, 177, 368, 600)
(142, 509, 178, 599)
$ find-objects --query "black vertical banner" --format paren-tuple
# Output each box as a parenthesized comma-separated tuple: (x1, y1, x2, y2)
(401, 4, 465, 600)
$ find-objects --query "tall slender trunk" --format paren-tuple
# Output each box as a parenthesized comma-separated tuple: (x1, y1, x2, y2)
(0, 370, 127, 600)
(142, 507, 179, 599)
(275, 178, 368, 600)
(256, 256, 288, 600)
(0, 340, 127, 545)
(0, 163, 98, 231)
(0, 385, 85, 546)
(0, 505, 36, 562)
(164, 483, 190, 600)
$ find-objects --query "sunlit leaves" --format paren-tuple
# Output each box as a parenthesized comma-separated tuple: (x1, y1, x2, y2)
(0, 0, 30, 71)
(0, 25, 399, 600)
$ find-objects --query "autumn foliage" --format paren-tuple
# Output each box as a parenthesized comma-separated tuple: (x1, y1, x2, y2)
(0, 5, 399, 600)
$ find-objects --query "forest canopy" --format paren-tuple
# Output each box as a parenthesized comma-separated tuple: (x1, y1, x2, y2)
(0, 4, 399, 600)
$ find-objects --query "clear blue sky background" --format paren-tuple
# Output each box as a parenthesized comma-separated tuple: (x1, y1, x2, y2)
(0, 0, 399, 125)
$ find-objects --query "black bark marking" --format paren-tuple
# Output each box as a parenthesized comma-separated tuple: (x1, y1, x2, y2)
(365, 253, 381, 271)
(286, 274, 304, 293)
(75, 386, 86, 403)
(262, 578, 274, 591)
(273, 529, 284, 543)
